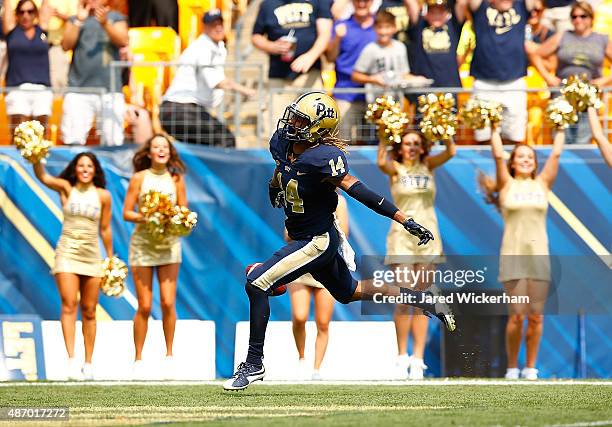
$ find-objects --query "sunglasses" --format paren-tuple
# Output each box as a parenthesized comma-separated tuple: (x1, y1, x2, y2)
(531, 8, 543, 13)
(17, 8, 36, 15)
(571, 14, 590, 20)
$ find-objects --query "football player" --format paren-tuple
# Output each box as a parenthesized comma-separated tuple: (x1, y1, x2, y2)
(224, 92, 455, 391)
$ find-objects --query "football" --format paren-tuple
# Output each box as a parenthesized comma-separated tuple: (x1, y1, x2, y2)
(245, 263, 287, 296)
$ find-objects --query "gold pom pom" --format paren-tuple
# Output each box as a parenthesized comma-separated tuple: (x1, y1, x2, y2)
(140, 190, 175, 240)
(546, 96, 578, 129)
(560, 74, 603, 113)
(418, 93, 457, 142)
(13, 120, 52, 164)
(168, 206, 198, 237)
(139, 190, 198, 239)
(365, 96, 409, 145)
(100, 256, 128, 297)
(459, 98, 503, 130)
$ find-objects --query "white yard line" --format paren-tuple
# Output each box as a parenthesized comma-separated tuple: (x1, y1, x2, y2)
(0, 379, 610, 387)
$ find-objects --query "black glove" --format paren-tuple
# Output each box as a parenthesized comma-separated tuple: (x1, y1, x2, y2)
(403, 218, 434, 246)
(268, 180, 285, 208)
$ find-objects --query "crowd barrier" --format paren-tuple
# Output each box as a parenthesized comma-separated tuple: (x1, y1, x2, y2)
(0, 143, 610, 379)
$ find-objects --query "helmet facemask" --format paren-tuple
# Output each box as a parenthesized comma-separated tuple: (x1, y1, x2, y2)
(278, 104, 323, 143)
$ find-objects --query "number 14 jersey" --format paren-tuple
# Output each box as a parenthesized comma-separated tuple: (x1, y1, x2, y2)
(270, 130, 348, 240)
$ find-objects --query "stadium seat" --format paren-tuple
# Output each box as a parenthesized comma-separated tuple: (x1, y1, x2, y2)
(128, 27, 181, 111)
(178, 0, 214, 50)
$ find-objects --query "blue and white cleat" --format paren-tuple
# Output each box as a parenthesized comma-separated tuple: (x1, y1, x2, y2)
(223, 362, 266, 391)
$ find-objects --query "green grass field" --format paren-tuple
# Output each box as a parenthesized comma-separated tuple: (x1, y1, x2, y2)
(1, 381, 611, 426)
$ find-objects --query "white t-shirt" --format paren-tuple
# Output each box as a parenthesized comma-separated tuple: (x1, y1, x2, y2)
(163, 34, 226, 108)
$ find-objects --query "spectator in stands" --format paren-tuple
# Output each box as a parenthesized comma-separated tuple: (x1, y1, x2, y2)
(160, 9, 254, 147)
(47, 0, 77, 90)
(32, 152, 114, 380)
(540, 0, 573, 32)
(286, 195, 349, 381)
(128, 0, 178, 32)
(469, 0, 535, 145)
(252, 0, 332, 135)
(2, 0, 52, 138)
(378, 130, 455, 380)
(479, 126, 565, 380)
(534, 1, 612, 144)
(326, 0, 376, 142)
(405, 0, 467, 89)
(60, 0, 128, 146)
(351, 10, 429, 104)
(587, 106, 612, 168)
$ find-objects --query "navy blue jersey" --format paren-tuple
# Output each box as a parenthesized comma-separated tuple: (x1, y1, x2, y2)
(253, 0, 332, 80)
(470, 0, 528, 81)
(270, 131, 348, 240)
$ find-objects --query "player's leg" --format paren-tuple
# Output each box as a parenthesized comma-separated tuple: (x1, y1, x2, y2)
(503, 279, 528, 378)
(289, 283, 311, 360)
(352, 278, 456, 331)
(523, 279, 549, 379)
(224, 233, 339, 390)
(312, 287, 334, 374)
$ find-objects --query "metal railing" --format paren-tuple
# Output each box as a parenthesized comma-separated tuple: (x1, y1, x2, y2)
(0, 86, 107, 146)
(109, 60, 265, 147)
(267, 86, 612, 147)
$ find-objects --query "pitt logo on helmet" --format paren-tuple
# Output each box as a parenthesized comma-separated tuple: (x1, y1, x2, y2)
(315, 103, 337, 120)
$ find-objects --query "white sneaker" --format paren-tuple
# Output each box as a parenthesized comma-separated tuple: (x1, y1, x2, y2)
(164, 356, 177, 380)
(67, 358, 84, 381)
(311, 370, 322, 381)
(408, 357, 427, 380)
(132, 360, 147, 381)
(521, 367, 538, 380)
(394, 354, 410, 380)
(82, 363, 94, 381)
(505, 368, 520, 379)
(297, 358, 310, 380)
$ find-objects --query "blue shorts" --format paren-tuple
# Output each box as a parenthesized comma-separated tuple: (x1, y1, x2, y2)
(247, 226, 358, 304)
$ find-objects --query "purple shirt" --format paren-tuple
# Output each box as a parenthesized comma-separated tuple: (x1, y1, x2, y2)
(333, 15, 376, 102)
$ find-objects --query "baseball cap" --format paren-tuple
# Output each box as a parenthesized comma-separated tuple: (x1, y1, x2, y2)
(202, 9, 224, 24)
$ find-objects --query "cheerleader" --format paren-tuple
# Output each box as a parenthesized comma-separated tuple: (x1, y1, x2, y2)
(479, 127, 565, 380)
(378, 131, 455, 379)
(123, 134, 187, 379)
(33, 152, 113, 380)
(587, 106, 612, 168)
(286, 194, 349, 381)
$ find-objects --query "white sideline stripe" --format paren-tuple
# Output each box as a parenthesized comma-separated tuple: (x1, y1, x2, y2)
(1, 379, 611, 387)
(546, 421, 612, 427)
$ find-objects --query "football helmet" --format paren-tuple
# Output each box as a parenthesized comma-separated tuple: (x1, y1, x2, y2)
(277, 91, 340, 143)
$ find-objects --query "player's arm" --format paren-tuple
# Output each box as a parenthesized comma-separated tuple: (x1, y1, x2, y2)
(587, 106, 612, 168)
(329, 174, 433, 245)
(268, 166, 285, 208)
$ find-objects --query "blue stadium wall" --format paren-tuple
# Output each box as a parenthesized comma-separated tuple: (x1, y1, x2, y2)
(0, 145, 610, 379)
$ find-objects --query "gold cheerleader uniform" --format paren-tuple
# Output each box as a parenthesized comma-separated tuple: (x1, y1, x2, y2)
(52, 185, 103, 277)
(385, 161, 444, 265)
(498, 177, 550, 282)
(129, 169, 182, 267)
